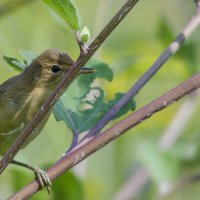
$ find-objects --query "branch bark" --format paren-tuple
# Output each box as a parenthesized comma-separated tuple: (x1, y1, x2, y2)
(8, 71, 200, 199)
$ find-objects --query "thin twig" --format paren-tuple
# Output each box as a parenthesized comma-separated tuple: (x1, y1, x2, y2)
(74, 32, 86, 55)
(81, 1, 200, 141)
(0, 0, 140, 177)
(8, 71, 200, 199)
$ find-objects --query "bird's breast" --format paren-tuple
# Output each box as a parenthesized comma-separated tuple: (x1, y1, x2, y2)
(22, 86, 52, 120)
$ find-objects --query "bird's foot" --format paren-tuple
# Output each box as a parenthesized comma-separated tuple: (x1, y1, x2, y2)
(33, 167, 52, 193)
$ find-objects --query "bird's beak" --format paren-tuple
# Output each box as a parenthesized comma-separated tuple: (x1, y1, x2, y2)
(79, 67, 96, 74)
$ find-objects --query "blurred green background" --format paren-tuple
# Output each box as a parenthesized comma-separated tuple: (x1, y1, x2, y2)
(1, 0, 200, 199)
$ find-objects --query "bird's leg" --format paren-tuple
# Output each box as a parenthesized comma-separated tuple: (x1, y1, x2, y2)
(11, 160, 51, 193)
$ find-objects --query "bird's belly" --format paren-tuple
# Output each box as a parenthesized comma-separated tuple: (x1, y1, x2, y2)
(0, 112, 51, 155)
(0, 122, 25, 154)
(0, 87, 52, 155)
(0, 107, 51, 155)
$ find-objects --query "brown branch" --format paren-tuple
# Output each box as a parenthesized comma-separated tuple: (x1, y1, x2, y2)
(0, 0, 140, 175)
(0, 0, 34, 18)
(8, 71, 200, 199)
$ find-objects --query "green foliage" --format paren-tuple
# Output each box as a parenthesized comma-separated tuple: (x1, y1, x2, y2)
(52, 171, 84, 200)
(157, 17, 174, 46)
(42, 0, 80, 30)
(177, 42, 197, 75)
(3, 50, 38, 70)
(137, 142, 180, 183)
(3, 56, 26, 71)
(4, 51, 135, 134)
(11, 169, 48, 200)
(53, 59, 136, 133)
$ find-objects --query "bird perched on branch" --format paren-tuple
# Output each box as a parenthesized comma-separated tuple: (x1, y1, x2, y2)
(0, 49, 94, 192)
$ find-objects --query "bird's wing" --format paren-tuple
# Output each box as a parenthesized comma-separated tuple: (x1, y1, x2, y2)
(0, 75, 18, 109)
(0, 81, 7, 109)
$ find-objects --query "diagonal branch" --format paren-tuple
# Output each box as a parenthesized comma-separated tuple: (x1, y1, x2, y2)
(8, 70, 200, 199)
(0, 0, 140, 176)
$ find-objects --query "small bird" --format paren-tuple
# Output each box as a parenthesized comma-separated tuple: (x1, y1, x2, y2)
(0, 49, 94, 191)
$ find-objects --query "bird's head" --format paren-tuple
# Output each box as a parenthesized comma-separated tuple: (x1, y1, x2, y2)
(24, 49, 94, 89)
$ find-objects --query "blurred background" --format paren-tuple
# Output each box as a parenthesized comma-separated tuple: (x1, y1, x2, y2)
(1, 0, 200, 199)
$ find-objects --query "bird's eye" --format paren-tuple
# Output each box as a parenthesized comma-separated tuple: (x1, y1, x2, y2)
(51, 65, 60, 73)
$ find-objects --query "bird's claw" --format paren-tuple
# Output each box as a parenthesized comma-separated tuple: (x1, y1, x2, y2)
(33, 167, 52, 194)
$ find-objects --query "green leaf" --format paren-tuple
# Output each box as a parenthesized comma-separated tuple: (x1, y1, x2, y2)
(3, 56, 26, 71)
(3, 50, 38, 71)
(53, 87, 105, 133)
(109, 93, 136, 119)
(52, 171, 84, 200)
(53, 100, 77, 131)
(83, 59, 113, 81)
(53, 60, 135, 133)
(3, 50, 38, 72)
(69, 87, 105, 133)
(42, 0, 80, 30)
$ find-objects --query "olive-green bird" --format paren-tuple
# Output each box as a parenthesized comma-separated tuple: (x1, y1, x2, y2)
(0, 49, 94, 191)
